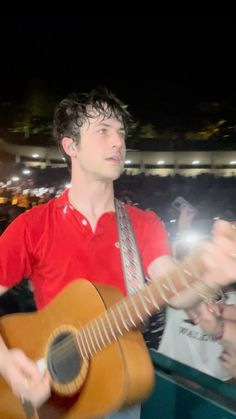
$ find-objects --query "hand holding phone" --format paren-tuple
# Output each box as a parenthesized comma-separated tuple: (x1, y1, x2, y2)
(171, 196, 198, 229)
(171, 196, 197, 215)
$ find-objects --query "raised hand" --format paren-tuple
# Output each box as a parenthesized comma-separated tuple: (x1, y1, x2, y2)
(200, 220, 236, 289)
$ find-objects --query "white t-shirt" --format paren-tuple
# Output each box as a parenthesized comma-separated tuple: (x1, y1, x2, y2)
(158, 292, 236, 381)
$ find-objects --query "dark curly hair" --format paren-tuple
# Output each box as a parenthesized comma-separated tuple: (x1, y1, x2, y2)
(53, 87, 135, 168)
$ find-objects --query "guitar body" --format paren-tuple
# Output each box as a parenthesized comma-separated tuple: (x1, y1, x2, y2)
(0, 279, 154, 419)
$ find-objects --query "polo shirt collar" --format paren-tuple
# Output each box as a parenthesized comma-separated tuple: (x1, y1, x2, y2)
(55, 189, 117, 221)
(55, 189, 69, 208)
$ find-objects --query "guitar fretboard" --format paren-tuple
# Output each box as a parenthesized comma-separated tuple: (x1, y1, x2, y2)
(76, 248, 205, 359)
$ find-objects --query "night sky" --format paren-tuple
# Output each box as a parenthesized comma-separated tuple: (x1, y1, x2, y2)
(0, 18, 235, 129)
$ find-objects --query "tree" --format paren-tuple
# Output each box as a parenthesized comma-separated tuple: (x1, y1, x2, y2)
(9, 89, 55, 139)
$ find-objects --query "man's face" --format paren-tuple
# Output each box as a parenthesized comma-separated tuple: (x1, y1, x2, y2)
(74, 111, 126, 182)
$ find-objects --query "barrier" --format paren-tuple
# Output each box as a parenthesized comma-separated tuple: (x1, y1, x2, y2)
(141, 351, 236, 419)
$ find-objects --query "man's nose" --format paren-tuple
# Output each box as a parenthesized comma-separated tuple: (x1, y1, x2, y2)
(111, 131, 124, 148)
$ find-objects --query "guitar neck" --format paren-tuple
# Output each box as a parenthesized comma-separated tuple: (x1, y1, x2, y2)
(76, 248, 206, 359)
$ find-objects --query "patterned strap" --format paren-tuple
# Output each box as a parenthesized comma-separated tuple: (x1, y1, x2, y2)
(115, 199, 146, 295)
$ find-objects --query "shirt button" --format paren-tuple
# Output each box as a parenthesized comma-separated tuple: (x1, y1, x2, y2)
(82, 219, 87, 226)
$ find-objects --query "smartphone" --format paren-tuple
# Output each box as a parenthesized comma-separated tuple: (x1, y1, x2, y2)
(171, 196, 197, 216)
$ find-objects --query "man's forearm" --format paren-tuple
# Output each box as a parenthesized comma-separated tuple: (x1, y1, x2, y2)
(0, 335, 8, 350)
(0, 285, 9, 296)
(0, 335, 9, 373)
(148, 255, 221, 310)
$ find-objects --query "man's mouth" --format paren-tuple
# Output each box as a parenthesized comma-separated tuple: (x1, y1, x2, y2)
(105, 156, 123, 164)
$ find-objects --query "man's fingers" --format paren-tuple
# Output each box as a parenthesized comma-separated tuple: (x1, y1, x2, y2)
(212, 220, 236, 238)
(12, 349, 43, 380)
(26, 373, 51, 407)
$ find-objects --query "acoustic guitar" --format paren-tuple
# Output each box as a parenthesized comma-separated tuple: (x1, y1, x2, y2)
(0, 249, 208, 418)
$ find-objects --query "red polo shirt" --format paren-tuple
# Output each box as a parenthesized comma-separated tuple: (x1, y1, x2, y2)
(0, 190, 170, 309)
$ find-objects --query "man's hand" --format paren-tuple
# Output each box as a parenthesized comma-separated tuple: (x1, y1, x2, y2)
(0, 348, 51, 407)
(200, 220, 236, 289)
(148, 220, 236, 310)
(178, 205, 197, 230)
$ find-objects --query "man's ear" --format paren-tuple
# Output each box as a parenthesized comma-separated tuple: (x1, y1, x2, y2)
(61, 137, 77, 157)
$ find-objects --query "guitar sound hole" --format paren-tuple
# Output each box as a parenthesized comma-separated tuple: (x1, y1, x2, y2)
(47, 331, 82, 384)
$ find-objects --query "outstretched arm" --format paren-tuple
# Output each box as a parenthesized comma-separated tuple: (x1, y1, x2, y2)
(148, 220, 236, 309)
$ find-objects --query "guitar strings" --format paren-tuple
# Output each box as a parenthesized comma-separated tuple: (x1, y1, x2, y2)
(46, 252, 202, 363)
(46, 252, 202, 366)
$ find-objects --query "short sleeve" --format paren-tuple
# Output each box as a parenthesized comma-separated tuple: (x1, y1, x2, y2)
(138, 210, 171, 273)
(0, 214, 33, 288)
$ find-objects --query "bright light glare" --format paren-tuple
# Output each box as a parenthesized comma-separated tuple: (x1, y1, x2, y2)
(192, 160, 200, 165)
(32, 154, 39, 158)
(181, 231, 200, 244)
(11, 176, 20, 182)
(37, 187, 48, 196)
(22, 169, 31, 175)
(125, 160, 132, 164)
(157, 160, 165, 165)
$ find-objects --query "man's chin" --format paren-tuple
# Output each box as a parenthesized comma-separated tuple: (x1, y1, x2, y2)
(113, 167, 124, 180)
(107, 166, 124, 181)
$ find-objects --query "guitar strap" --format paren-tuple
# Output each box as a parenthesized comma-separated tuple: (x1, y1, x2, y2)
(115, 199, 165, 350)
(114, 199, 146, 295)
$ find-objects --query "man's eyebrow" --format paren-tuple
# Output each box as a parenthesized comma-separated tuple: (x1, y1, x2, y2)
(95, 122, 111, 127)
(95, 122, 125, 130)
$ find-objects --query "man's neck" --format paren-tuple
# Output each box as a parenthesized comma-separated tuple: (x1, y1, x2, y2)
(68, 180, 115, 223)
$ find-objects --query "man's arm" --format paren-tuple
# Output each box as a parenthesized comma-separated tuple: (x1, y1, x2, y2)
(0, 285, 9, 296)
(147, 220, 236, 309)
(0, 285, 50, 406)
(147, 255, 203, 309)
(0, 335, 51, 407)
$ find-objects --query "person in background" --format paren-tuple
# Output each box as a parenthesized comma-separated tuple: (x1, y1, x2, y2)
(158, 204, 236, 380)
(188, 290, 236, 378)
(0, 89, 236, 418)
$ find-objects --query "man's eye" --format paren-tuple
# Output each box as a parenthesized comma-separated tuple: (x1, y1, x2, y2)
(120, 131, 126, 138)
(98, 129, 106, 134)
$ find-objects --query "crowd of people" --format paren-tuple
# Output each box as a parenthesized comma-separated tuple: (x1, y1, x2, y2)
(1, 171, 236, 235)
